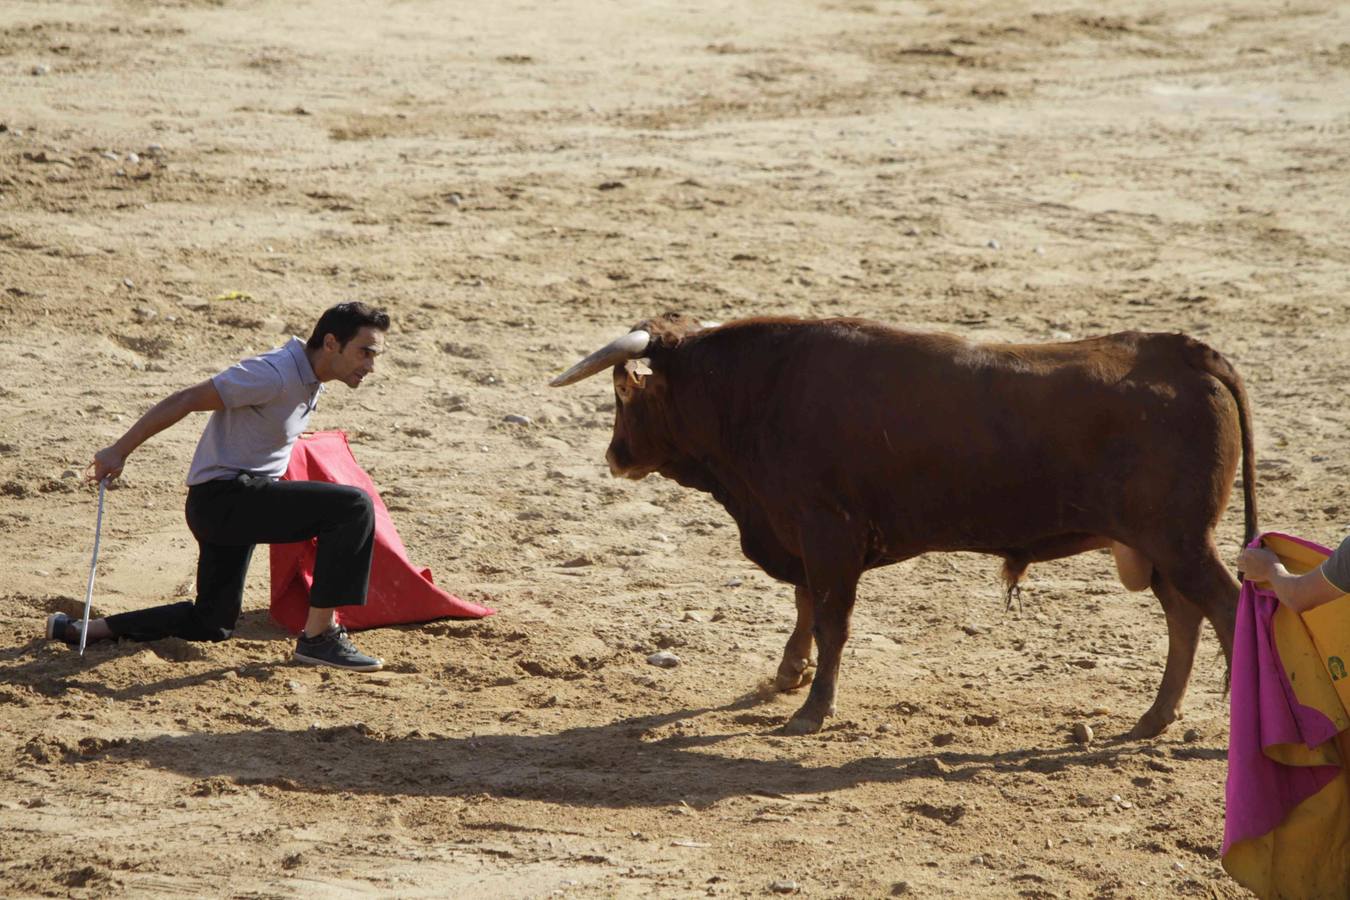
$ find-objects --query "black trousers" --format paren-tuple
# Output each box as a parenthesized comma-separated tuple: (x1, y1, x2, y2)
(106, 473, 374, 642)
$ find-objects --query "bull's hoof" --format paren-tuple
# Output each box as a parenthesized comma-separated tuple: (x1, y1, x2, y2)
(782, 698, 834, 735)
(773, 658, 814, 692)
(782, 714, 824, 736)
(1127, 709, 1177, 740)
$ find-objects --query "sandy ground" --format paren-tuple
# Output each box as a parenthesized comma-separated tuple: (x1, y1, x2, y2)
(3, 0, 1350, 896)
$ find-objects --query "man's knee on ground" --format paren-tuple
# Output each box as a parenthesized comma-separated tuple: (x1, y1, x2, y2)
(185, 622, 234, 642)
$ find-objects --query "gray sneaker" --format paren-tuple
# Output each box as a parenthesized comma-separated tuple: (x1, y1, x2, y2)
(293, 625, 383, 672)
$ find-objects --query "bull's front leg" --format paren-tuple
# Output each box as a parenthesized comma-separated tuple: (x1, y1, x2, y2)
(783, 522, 863, 735)
(774, 584, 816, 691)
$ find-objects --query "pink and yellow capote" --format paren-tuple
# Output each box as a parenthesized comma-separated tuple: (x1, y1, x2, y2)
(1224, 532, 1350, 896)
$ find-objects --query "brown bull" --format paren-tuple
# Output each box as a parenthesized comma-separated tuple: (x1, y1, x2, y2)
(551, 314, 1256, 738)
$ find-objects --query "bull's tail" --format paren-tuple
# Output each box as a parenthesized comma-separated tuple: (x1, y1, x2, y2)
(1183, 338, 1258, 546)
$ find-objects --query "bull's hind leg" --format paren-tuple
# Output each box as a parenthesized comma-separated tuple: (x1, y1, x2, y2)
(774, 585, 815, 692)
(1131, 548, 1239, 739)
(1130, 576, 1204, 739)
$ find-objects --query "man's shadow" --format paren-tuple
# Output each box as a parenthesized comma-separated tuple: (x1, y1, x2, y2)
(1, 609, 302, 701)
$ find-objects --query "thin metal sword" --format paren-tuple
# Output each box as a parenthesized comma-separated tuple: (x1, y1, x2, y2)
(79, 478, 107, 657)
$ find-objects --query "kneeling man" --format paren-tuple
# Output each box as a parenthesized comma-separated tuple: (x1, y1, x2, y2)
(48, 302, 390, 672)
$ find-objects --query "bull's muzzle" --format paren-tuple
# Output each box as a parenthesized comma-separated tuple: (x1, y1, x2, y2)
(605, 446, 654, 480)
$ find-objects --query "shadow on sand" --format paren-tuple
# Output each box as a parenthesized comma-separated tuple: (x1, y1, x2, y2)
(4, 608, 1194, 810)
(82, 704, 1173, 810)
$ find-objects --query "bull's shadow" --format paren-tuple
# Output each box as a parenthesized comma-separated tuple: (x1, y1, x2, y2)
(4, 615, 1210, 806)
(93, 705, 1185, 809)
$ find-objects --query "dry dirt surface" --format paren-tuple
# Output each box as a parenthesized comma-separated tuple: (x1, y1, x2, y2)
(3, 0, 1350, 896)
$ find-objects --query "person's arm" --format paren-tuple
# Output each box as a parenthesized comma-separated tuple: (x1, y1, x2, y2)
(1237, 545, 1347, 613)
(87, 379, 224, 482)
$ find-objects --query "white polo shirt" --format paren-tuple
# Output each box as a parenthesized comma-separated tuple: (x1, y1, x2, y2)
(185, 337, 323, 485)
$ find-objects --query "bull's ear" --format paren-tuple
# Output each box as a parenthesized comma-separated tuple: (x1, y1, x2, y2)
(625, 357, 653, 387)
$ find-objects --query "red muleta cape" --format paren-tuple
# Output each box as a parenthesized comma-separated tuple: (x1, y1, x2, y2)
(269, 431, 494, 633)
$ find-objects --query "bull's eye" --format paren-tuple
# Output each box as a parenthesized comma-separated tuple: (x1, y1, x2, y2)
(615, 381, 632, 403)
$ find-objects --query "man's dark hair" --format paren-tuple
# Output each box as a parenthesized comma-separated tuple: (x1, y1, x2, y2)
(307, 302, 391, 351)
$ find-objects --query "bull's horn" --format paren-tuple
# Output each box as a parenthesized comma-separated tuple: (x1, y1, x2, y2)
(549, 330, 651, 387)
